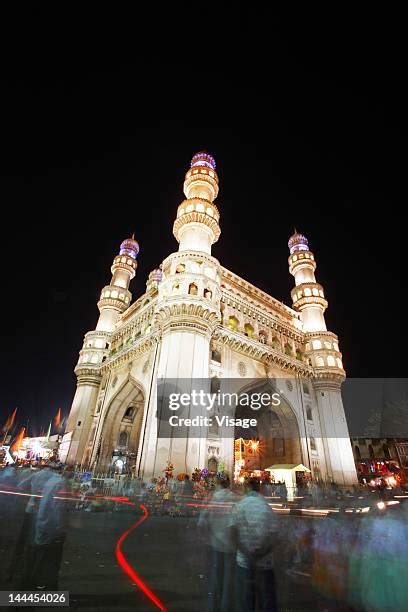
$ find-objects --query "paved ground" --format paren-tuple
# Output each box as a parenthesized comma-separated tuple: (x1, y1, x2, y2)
(0, 496, 350, 611)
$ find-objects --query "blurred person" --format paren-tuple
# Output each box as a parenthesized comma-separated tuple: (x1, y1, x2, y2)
(311, 509, 354, 605)
(348, 501, 408, 611)
(198, 474, 237, 611)
(21, 462, 66, 590)
(5, 463, 54, 585)
(230, 478, 278, 612)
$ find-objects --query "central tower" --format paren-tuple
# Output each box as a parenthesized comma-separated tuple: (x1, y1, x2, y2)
(139, 152, 222, 478)
(173, 152, 221, 254)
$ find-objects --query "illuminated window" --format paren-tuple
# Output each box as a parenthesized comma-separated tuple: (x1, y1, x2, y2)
(228, 315, 239, 331)
(196, 203, 205, 212)
(312, 340, 322, 350)
(312, 288, 319, 296)
(327, 356, 336, 366)
(206, 207, 214, 216)
(244, 323, 254, 338)
(316, 356, 324, 367)
(304, 288, 312, 296)
(186, 204, 194, 213)
(111, 290, 118, 298)
(336, 358, 342, 368)
(209, 170, 214, 177)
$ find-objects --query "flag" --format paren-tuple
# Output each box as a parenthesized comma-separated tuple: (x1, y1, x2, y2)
(10, 426, 25, 454)
(2, 407, 17, 433)
(54, 408, 61, 430)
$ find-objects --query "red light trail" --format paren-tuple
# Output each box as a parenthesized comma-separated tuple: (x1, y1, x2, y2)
(115, 504, 167, 611)
(0, 489, 167, 611)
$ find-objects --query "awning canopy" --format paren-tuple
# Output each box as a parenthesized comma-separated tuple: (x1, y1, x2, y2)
(265, 464, 311, 472)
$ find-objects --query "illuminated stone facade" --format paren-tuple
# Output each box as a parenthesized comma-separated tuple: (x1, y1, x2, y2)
(63, 153, 357, 485)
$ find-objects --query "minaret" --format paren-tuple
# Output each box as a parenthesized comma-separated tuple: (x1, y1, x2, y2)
(96, 235, 139, 331)
(288, 230, 357, 485)
(64, 236, 139, 466)
(173, 152, 221, 254)
(140, 153, 222, 478)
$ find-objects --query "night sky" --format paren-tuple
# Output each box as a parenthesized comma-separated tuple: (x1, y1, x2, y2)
(0, 10, 404, 436)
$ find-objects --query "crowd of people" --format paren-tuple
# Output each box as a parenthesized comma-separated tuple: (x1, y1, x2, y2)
(1, 462, 408, 610)
(197, 475, 408, 611)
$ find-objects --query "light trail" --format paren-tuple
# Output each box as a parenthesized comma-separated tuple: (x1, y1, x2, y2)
(115, 504, 167, 611)
(0, 489, 167, 611)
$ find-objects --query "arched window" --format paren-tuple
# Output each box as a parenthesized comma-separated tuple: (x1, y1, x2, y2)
(188, 283, 198, 295)
(354, 445, 361, 461)
(175, 263, 185, 273)
(284, 343, 292, 356)
(204, 288, 212, 300)
(244, 323, 254, 338)
(228, 316, 239, 331)
(124, 406, 134, 419)
(306, 406, 312, 421)
(118, 431, 128, 447)
(272, 336, 280, 350)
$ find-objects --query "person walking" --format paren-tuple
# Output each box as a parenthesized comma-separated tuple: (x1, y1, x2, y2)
(198, 474, 237, 611)
(230, 478, 279, 612)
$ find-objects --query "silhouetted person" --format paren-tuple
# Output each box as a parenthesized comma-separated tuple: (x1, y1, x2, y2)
(198, 474, 237, 611)
(230, 478, 278, 612)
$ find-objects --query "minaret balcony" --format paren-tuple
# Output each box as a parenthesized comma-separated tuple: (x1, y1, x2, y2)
(288, 251, 317, 275)
(98, 286, 131, 312)
(291, 283, 325, 304)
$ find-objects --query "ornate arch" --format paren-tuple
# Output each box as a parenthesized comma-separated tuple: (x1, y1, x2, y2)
(97, 376, 145, 471)
(235, 379, 303, 469)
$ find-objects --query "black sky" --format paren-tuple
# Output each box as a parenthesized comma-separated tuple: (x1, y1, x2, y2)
(0, 9, 404, 435)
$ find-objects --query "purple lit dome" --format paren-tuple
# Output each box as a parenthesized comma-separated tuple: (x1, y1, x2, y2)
(120, 235, 139, 258)
(190, 151, 216, 170)
(288, 230, 309, 255)
(149, 268, 163, 283)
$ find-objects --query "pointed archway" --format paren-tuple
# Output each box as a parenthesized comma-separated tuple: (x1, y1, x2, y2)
(96, 376, 145, 472)
(234, 379, 303, 472)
